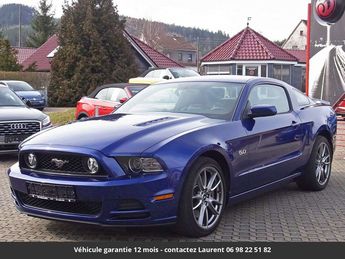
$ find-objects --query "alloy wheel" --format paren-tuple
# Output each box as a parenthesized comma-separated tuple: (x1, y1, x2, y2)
(192, 166, 224, 229)
(315, 142, 331, 185)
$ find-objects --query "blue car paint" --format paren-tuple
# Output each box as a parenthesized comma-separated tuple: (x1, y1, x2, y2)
(16, 91, 46, 109)
(8, 76, 337, 226)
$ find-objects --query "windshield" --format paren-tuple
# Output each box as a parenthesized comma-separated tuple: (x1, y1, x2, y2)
(6, 81, 34, 91)
(115, 81, 244, 119)
(169, 68, 200, 78)
(127, 86, 147, 95)
(0, 88, 25, 107)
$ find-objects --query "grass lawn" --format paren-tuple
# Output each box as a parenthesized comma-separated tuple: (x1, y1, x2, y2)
(48, 108, 76, 126)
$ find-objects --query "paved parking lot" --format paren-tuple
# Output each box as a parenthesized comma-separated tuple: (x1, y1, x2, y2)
(1, 121, 345, 242)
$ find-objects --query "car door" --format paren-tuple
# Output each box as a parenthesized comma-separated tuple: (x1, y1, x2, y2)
(233, 84, 305, 193)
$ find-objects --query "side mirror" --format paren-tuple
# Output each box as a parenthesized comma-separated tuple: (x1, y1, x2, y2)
(162, 75, 170, 80)
(248, 105, 277, 118)
(119, 97, 128, 104)
(25, 99, 32, 107)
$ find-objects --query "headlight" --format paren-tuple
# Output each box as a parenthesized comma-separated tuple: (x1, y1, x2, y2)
(42, 116, 51, 127)
(117, 157, 163, 176)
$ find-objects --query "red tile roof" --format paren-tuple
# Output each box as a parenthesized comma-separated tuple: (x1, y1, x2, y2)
(156, 34, 196, 52)
(14, 47, 37, 65)
(22, 35, 59, 71)
(130, 35, 183, 68)
(202, 27, 297, 62)
(21, 33, 181, 71)
(285, 49, 306, 63)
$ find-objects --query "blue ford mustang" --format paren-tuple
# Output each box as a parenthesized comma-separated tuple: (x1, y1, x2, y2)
(8, 76, 337, 237)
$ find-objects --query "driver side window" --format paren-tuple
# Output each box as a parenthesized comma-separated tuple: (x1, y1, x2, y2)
(248, 84, 290, 114)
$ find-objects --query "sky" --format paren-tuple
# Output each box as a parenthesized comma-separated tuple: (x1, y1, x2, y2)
(1, 0, 310, 41)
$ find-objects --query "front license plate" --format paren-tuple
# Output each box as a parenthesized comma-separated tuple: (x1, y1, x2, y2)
(26, 182, 76, 202)
(4, 135, 30, 144)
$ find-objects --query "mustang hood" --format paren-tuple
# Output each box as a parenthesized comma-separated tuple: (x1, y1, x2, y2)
(22, 113, 219, 155)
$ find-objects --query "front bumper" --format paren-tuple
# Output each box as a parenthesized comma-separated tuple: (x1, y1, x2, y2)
(8, 163, 179, 226)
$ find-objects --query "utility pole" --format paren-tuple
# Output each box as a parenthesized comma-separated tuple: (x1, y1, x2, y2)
(18, 4, 22, 47)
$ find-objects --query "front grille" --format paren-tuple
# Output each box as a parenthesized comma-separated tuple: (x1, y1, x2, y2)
(20, 152, 105, 176)
(17, 191, 102, 215)
(0, 121, 41, 136)
(0, 144, 18, 151)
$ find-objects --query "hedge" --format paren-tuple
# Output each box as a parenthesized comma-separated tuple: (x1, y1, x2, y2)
(0, 71, 50, 90)
(0, 71, 51, 101)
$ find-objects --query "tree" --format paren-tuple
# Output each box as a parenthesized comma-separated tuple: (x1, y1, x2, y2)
(142, 20, 166, 50)
(27, 0, 56, 48)
(274, 39, 286, 47)
(0, 36, 21, 71)
(49, 0, 138, 107)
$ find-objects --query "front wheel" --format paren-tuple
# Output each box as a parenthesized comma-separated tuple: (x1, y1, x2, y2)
(297, 136, 332, 191)
(175, 157, 227, 237)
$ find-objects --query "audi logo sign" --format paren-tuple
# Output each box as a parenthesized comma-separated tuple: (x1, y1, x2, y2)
(10, 123, 28, 130)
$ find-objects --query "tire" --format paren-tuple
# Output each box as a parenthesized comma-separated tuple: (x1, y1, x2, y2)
(77, 114, 88, 120)
(175, 157, 227, 237)
(297, 136, 333, 191)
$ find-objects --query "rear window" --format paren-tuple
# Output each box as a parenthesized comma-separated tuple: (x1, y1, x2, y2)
(6, 81, 34, 91)
(292, 89, 311, 107)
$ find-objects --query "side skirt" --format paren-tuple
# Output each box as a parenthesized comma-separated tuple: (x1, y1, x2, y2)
(228, 172, 302, 206)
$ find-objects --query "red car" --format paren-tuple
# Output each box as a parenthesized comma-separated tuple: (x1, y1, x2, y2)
(75, 83, 148, 120)
(333, 93, 345, 118)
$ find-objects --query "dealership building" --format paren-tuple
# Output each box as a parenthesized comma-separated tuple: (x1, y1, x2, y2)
(200, 27, 306, 91)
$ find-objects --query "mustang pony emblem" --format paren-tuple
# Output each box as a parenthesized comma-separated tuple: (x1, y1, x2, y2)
(51, 158, 69, 168)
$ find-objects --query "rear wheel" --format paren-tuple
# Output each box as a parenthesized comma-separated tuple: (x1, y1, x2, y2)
(297, 136, 332, 191)
(176, 157, 227, 237)
(77, 114, 88, 120)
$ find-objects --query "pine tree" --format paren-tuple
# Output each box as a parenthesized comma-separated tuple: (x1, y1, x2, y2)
(0, 36, 21, 71)
(49, 0, 138, 107)
(26, 0, 56, 48)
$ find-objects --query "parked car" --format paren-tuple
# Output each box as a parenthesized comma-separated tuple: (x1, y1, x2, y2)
(75, 83, 149, 120)
(0, 85, 51, 154)
(0, 81, 46, 110)
(129, 67, 200, 84)
(333, 93, 345, 118)
(8, 76, 336, 237)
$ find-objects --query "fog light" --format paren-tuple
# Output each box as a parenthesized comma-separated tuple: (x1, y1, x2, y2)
(26, 153, 37, 169)
(87, 158, 99, 174)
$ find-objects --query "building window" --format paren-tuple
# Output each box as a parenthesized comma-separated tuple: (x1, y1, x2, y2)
(273, 64, 291, 83)
(300, 30, 304, 36)
(206, 65, 231, 75)
(178, 53, 183, 61)
(261, 65, 267, 77)
(237, 65, 243, 75)
(245, 66, 259, 76)
(187, 54, 193, 62)
(301, 67, 306, 92)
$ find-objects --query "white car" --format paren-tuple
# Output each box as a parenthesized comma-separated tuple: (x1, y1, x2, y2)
(129, 67, 200, 84)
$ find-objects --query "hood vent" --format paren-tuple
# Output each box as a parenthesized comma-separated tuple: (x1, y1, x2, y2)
(135, 117, 174, 127)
